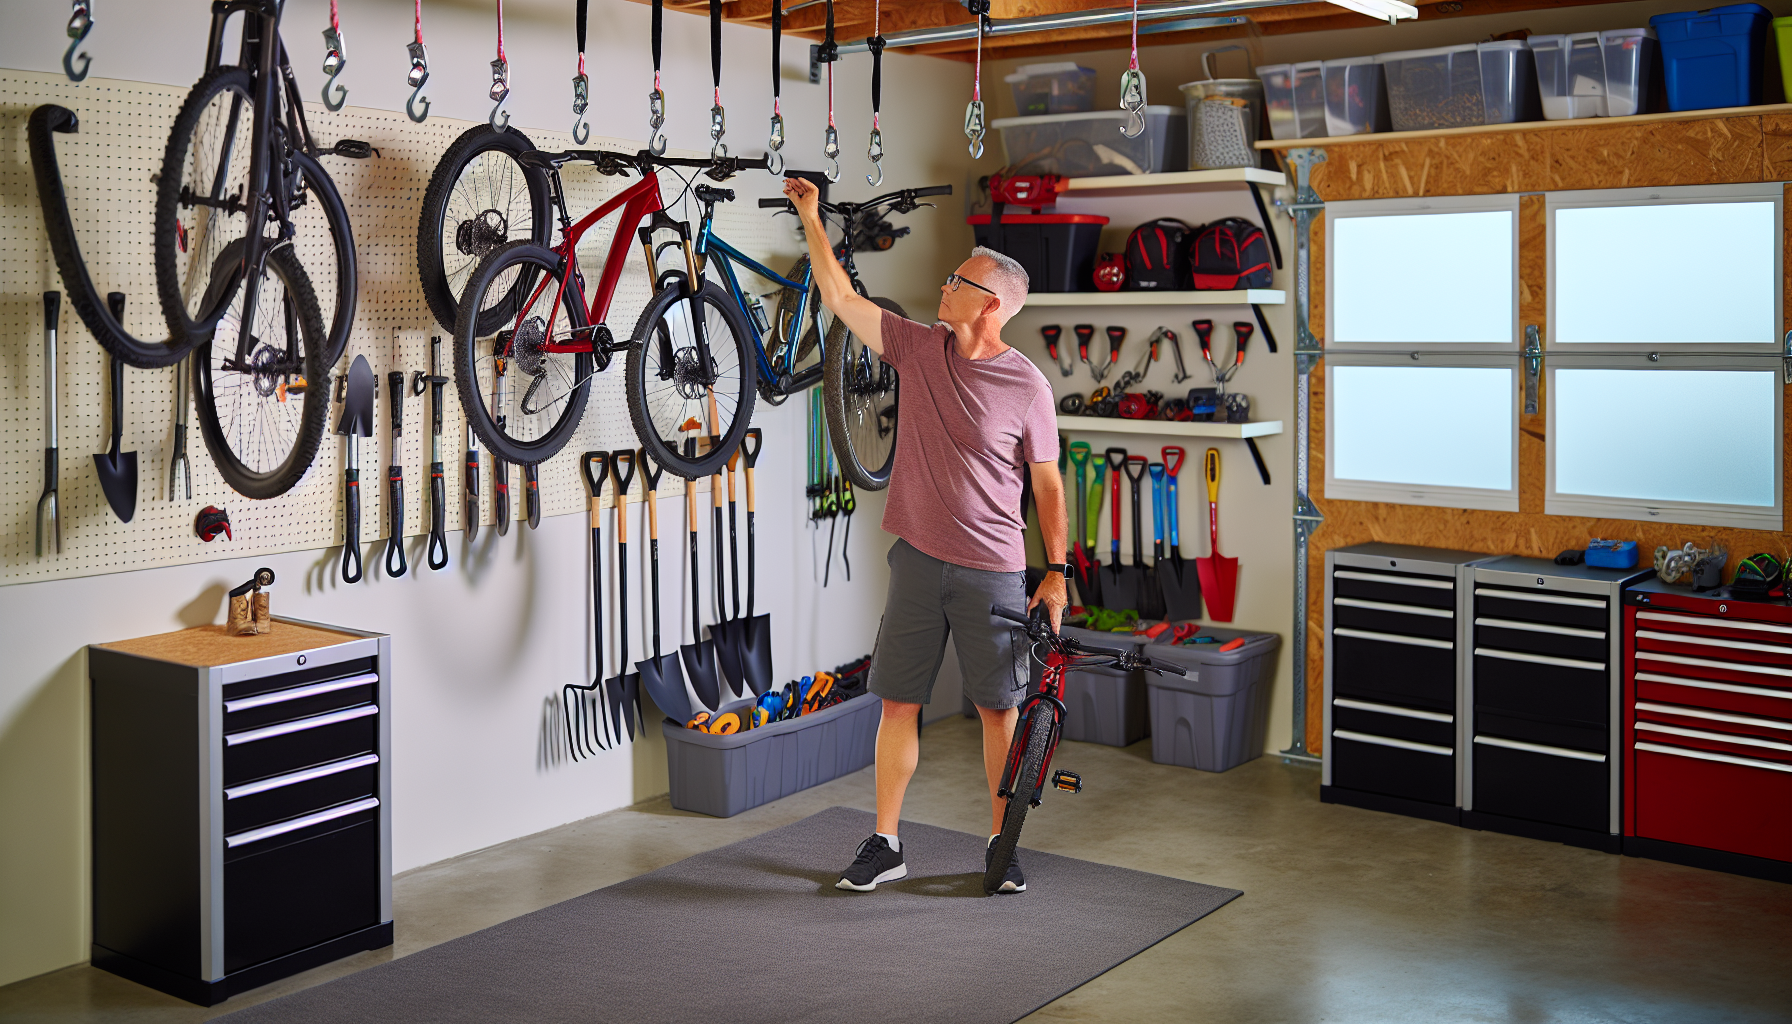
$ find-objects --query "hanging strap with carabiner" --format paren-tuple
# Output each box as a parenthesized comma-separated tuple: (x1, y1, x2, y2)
(489, 0, 511, 131)
(709, 0, 727, 158)
(64, 0, 94, 82)
(1118, 0, 1148, 138)
(406, 0, 431, 123)
(322, 0, 348, 110)
(766, 0, 785, 174)
(865, 0, 885, 186)
(571, 0, 590, 142)
(819, 0, 841, 182)
(963, 0, 988, 159)
(647, 0, 668, 154)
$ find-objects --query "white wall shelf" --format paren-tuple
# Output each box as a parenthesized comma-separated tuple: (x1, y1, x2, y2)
(1055, 416, 1284, 439)
(1026, 289, 1285, 307)
(1062, 167, 1286, 197)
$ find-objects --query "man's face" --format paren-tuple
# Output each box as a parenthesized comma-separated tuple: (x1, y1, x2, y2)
(938, 256, 1000, 323)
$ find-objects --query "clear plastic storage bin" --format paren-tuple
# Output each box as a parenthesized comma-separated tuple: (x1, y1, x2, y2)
(1257, 61, 1328, 140)
(1600, 28, 1658, 117)
(993, 108, 1187, 177)
(1004, 62, 1098, 115)
(1322, 56, 1391, 136)
(1529, 29, 1656, 119)
(1378, 41, 1539, 131)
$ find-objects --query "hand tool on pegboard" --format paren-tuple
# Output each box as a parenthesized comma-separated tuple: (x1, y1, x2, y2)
(464, 407, 481, 543)
(168, 351, 193, 502)
(37, 292, 62, 557)
(712, 446, 748, 699)
(1156, 446, 1201, 620)
(636, 449, 693, 722)
(737, 430, 775, 696)
(606, 451, 639, 743)
(1195, 448, 1238, 622)
(563, 452, 612, 760)
(384, 343, 408, 578)
(92, 293, 138, 524)
(337, 355, 376, 584)
(492, 335, 511, 535)
(417, 337, 450, 570)
(681, 438, 723, 712)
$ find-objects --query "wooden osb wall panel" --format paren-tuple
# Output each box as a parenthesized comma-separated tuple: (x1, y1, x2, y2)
(1300, 121, 1792, 756)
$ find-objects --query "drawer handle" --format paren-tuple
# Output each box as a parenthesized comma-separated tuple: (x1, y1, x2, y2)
(1637, 629, 1792, 659)
(1333, 697, 1453, 723)
(1336, 627, 1453, 650)
(224, 796, 380, 848)
(225, 704, 378, 746)
(1475, 587, 1605, 610)
(1636, 721, 1792, 754)
(1474, 734, 1606, 762)
(1635, 671, 1792, 702)
(224, 673, 379, 713)
(1334, 729, 1452, 756)
(1637, 651, 1792, 680)
(1639, 610, 1792, 638)
(1336, 571, 1452, 590)
(224, 753, 380, 801)
(1637, 741, 1792, 775)
(1474, 647, 1605, 672)
(1336, 597, 1453, 619)
(1475, 617, 1605, 640)
(1635, 700, 1792, 733)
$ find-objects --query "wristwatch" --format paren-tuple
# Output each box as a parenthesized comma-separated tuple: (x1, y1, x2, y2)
(1044, 562, 1069, 577)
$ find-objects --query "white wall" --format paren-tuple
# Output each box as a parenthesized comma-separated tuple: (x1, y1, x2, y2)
(0, 0, 972, 988)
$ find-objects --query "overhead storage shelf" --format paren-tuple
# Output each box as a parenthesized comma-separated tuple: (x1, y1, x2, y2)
(1055, 417, 1284, 439)
(1026, 289, 1284, 307)
(1061, 167, 1286, 196)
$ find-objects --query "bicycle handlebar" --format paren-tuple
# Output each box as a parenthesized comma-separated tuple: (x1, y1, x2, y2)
(757, 183, 954, 214)
(991, 604, 1187, 676)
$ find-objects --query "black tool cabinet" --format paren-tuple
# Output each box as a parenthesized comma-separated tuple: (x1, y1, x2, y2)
(1462, 557, 1650, 851)
(1322, 543, 1493, 825)
(88, 618, 392, 1006)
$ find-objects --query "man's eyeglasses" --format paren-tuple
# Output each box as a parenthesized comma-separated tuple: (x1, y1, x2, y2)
(945, 273, 996, 296)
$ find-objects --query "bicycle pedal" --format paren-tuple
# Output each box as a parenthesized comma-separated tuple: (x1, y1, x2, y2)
(1051, 769, 1082, 794)
(327, 139, 379, 160)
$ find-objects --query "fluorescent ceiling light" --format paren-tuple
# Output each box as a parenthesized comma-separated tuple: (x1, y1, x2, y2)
(1327, 0, 1419, 22)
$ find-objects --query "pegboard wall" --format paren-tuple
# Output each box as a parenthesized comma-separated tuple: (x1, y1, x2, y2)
(1, 68, 790, 586)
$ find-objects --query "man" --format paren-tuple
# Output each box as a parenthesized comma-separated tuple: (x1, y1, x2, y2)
(779, 177, 1070, 896)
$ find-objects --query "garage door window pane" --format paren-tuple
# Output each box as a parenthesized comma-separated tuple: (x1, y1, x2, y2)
(1333, 211, 1514, 345)
(1333, 365, 1514, 491)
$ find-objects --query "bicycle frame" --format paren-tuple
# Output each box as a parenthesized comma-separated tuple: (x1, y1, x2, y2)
(999, 649, 1070, 808)
(697, 225, 817, 388)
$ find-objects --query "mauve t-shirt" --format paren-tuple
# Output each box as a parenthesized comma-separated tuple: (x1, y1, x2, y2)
(877, 310, 1058, 573)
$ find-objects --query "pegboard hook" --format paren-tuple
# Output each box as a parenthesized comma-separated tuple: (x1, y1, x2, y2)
(63, 1, 94, 82)
(489, 57, 511, 132)
(321, 26, 348, 111)
(405, 41, 431, 123)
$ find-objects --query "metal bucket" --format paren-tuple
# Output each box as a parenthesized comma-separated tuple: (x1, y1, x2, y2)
(1179, 46, 1264, 169)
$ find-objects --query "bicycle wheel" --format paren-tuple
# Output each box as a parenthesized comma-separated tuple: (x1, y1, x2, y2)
(985, 707, 1055, 895)
(156, 65, 258, 347)
(823, 297, 903, 491)
(191, 244, 329, 500)
(285, 149, 358, 370)
(626, 280, 758, 479)
(453, 240, 592, 466)
(418, 125, 551, 335)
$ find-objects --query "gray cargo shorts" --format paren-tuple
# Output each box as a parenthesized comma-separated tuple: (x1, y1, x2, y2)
(869, 539, 1029, 711)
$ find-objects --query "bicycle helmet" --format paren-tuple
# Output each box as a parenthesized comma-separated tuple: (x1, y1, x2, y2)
(1731, 552, 1784, 597)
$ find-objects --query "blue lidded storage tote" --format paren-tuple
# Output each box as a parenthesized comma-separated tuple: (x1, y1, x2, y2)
(1650, 3, 1770, 111)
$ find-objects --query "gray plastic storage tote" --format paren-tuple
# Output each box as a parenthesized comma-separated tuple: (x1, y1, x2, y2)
(1022, 625, 1151, 747)
(661, 693, 882, 817)
(1145, 627, 1281, 772)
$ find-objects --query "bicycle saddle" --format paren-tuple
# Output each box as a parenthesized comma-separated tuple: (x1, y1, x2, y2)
(694, 184, 736, 204)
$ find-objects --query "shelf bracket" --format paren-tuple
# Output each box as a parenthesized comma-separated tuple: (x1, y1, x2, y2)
(1284, 146, 1326, 764)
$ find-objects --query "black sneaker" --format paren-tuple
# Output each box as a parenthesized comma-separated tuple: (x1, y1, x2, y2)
(836, 834, 907, 891)
(986, 836, 1026, 893)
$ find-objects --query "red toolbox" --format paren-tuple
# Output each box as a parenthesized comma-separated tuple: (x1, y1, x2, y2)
(967, 212, 1107, 293)
(1623, 579, 1792, 882)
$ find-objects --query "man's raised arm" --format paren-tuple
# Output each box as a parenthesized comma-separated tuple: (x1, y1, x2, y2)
(782, 177, 886, 355)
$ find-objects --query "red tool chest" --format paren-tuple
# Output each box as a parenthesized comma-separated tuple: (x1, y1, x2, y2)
(1623, 580, 1792, 883)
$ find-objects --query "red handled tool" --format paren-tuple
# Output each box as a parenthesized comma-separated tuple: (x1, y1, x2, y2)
(1100, 326, 1125, 384)
(1195, 448, 1238, 622)
(1041, 324, 1072, 376)
(1104, 447, 1126, 592)
(1156, 445, 1200, 619)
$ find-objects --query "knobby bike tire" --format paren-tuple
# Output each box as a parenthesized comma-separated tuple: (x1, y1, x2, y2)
(288, 149, 357, 371)
(985, 708, 1054, 895)
(822, 297, 903, 492)
(190, 246, 329, 499)
(451, 240, 592, 466)
(626, 280, 758, 479)
(418, 125, 551, 335)
(770, 254, 822, 370)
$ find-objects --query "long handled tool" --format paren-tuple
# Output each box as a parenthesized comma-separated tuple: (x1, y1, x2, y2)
(706, 437, 749, 699)
(636, 449, 692, 723)
(606, 451, 639, 743)
(1103, 447, 1127, 598)
(680, 438, 723, 712)
(1156, 445, 1201, 619)
(1066, 442, 1092, 603)
(169, 354, 191, 502)
(564, 452, 612, 760)
(1081, 453, 1106, 607)
(491, 336, 510, 535)
(384, 355, 408, 578)
(1195, 447, 1239, 622)
(737, 429, 775, 695)
(463, 412, 480, 543)
(37, 292, 61, 557)
(524, 463, 542, 528)
(1148, 461, 1169, 620)
(337, 355, 376, 583)
(712, 444, 748, 695)
(1119, 455, 1157, 617)
(92, 292, 137, 523)
(420, 337, 450, 570)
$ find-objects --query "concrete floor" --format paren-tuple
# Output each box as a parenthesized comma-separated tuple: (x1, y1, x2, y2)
(4, 714, 1791, 1023)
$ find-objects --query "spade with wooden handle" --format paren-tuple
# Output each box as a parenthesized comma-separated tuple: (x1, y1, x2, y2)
(1194, 447, 1238, 622)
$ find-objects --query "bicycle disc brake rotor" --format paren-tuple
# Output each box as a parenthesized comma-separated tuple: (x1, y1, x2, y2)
(456, 209, 509, 258)
(250, 344, 288, 398)
(671, 345, 710, 401)
(512, 316, 554, 416)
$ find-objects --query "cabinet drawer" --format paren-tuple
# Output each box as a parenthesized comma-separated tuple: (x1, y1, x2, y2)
(1334, 598, 1455, 641)
(224, 755, 380, 834)
(223, 673, 378, 733)
(1332, 699, 1454, 748)
(1333, 570, 1456, 609)
(1634, 648, 1792, 690)
(1476, 588, 1608, 630)
(1476, 707, 1606, 753)
(1475, 618, 1608, 662)
(1633, 742, 1792, 862)
(224, 706, 378, 786)
(1333, 631, 1455, 711)
(1634, 671, 1792, 720)
(1472, 736, 1609, 831)
(1331, 730, 1455, 805)
(224, 818, 380, 974)
(1473, 648, 1609, 725)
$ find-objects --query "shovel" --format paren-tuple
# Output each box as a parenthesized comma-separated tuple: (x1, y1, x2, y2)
(635, 449, 692, 724)
(711, 443, 748, 697)
(1195, 447, 1239, 622)
(1156, 445, 1203, 620)
(1121, 455, 1161, 619)
(92, 292, 137, 523)
(37, 292, 61, 557)
(1066, 442, 1094, 606)
(1077, 455, 1106, 608)
(1102, 448, 1143, 612)
(680, 438, 724, 713)
(563, 452, 612, 760)
(605, 451, 638, 743)
(736, 429, 775, 696)
(337, 355, 376, 583)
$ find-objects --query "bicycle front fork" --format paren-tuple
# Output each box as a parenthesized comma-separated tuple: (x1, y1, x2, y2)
(999, 691, 1068, 807)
